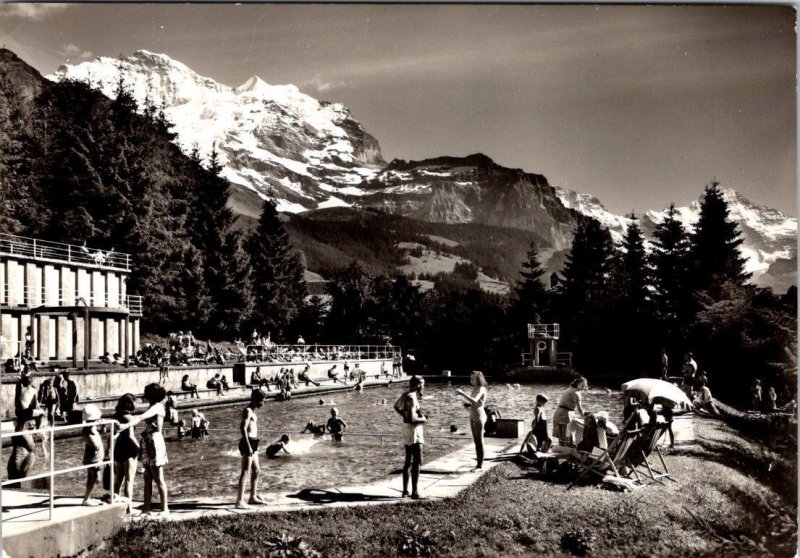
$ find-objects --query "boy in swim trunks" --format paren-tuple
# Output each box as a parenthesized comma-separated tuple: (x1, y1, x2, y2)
(326, 408, 348, 442)
(265, 434, 292, 458)
(236, 389, 266, 508)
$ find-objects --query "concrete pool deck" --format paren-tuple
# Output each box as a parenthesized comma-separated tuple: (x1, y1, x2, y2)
(134, 435, 519, 521)
(1, 436, 519, 557)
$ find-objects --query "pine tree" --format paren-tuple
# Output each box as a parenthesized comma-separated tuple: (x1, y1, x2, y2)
(513, 242, 549, 323)
(187, 147, 252, 336)
(556, 219, 616, 373)
(561, 220, 614, 304)
(690, 179, 750, 292)
(246, 199, 307, 339)
(650, 203, 692, 340)
(617, 215, 650, 313)
(609, 214, 654, 374)
(324, 260, 372, 343)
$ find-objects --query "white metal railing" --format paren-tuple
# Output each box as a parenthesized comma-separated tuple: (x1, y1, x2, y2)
(242, 344, 400, 362)
(0, 419, 116, 521)
(520, 350, 572, 368)
(1, 285, 142, 315)
(1, 233, 131, 271)
(527, 323, 560, 339)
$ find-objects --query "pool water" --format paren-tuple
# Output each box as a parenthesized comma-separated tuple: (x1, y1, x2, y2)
(16, 383, 623, 501)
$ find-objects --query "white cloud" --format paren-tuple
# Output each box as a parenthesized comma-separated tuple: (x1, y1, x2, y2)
(59, 43, 93, 60)
(300, 77, 347, 93)
(0, 3, 68, 20)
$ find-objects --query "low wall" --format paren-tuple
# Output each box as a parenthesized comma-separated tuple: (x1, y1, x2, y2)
(1, 364, 232, 419)
(232, 359, 389, 384)
(1, 359, 393, 419)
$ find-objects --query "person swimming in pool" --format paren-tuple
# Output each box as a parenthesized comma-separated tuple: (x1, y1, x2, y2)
(301, 421, 326, 435)
(326, 408, 348, 442)
(265, 434, 291, 458)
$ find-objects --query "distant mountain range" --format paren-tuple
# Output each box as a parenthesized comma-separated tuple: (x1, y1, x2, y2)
(41, 50, 798, 292)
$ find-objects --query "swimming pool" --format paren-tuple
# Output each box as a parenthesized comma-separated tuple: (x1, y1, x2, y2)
(15, 382, 624, 501)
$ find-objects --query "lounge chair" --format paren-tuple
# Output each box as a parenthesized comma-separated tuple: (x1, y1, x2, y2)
(566, 425, 643, 491)
(624, 420, 676, 484)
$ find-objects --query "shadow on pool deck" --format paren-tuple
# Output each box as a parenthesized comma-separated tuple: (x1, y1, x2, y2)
(287, 488, 398, 504)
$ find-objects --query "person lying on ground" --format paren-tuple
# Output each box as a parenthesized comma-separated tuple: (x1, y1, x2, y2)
(265, 434, 291, 458)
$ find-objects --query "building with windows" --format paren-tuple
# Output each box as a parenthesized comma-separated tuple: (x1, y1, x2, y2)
(0, 233, 142, 367)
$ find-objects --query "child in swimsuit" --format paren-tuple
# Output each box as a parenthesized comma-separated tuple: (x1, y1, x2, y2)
(301, 421, 326, 435)
(326, 408, 348, 442)
(237, 389, 266, 508)
(81, 404, 105, 507)
(265, 434, 291, 458)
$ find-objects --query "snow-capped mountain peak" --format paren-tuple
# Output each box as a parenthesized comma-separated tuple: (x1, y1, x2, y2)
(49, 50, 384, 215)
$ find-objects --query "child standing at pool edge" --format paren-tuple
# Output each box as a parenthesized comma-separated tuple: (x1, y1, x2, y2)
(81, 404, 105, 506)
(236, 389, 266, 508)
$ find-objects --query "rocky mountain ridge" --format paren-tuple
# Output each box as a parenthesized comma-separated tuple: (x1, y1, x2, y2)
(44, 50, 798, 291)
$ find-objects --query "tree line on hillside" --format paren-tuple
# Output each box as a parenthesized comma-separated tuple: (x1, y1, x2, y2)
(317, 181, 796, 407)
(0, 75, 306, 340)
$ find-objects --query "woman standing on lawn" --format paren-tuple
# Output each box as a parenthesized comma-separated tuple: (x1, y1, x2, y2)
(456, 371, 488, 470)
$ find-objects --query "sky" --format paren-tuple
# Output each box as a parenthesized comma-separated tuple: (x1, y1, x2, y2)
(1, 3, 796, 216)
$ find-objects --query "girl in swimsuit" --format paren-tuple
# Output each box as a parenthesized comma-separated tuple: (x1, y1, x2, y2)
(118, 383, 169, 516)
(456, 371, 488, 470)
(112, 394, 139, 514)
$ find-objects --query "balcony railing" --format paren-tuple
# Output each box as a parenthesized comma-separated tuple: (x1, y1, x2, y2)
(527, 323, 560, 339)
(521, 351, 572, 368)
(1, 285, 143, 316)
(0, 233, 131, 271)
(241, 344, 400, 362)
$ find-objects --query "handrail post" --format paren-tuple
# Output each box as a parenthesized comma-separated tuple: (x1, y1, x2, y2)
(49, 421, 55, 521)
(109, 422, 115, 504)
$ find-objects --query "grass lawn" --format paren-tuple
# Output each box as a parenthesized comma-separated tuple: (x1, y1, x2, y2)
(95, 418, 796, 557)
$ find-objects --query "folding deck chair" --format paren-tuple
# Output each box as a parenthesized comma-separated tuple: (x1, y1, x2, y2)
(625, 421, 676, 484)
(566, 426, 643, 491)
